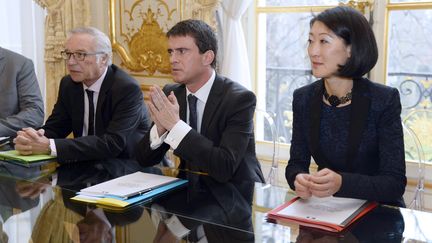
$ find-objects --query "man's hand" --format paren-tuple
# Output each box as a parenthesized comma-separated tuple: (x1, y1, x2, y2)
(153, 222, 179, 243)
(16, 179, 50, 199)
(13, 128, 50, 155)
(308, 168, 342, 198)
(77, 210, 113, 243)
(147, 85, 180, 135)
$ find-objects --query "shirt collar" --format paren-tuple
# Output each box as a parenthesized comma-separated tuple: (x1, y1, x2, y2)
(186, 70, 215, 103)
(83, 66, 108, 93)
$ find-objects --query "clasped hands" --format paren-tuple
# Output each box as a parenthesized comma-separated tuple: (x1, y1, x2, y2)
(147, 85, 180, 136)
(294, 168, 342, 199)
(13, 127, 50, 155)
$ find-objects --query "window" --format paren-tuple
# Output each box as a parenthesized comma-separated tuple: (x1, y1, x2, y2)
(385, 1, 432, 163)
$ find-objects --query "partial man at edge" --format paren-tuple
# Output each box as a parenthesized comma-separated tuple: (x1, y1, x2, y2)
(0, 47, 44, 138)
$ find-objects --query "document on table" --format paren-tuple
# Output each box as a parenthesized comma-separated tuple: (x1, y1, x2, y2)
(267, 196, 377, 232)
(277, 196, 367, 226)
(0, 150, 57, 166)
(72, 171, 188, 210)
(79, 171, 182, 199)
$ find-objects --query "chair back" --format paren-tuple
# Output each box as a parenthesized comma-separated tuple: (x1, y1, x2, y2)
(402, 122, 425, 210)
(255, 109, 279, 185)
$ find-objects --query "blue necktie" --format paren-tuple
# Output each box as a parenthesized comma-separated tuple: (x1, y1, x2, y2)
(188, 94, 198, 131)
(86, 89, 95, 135)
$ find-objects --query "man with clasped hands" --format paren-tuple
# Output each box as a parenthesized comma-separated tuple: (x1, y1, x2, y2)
(14, 27, 149, 163)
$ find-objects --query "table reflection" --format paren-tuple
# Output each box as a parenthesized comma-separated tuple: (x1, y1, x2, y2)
(0, 158, 430, 243)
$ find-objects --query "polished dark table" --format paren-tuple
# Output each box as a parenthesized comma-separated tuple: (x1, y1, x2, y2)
(0, 158, 430, 243)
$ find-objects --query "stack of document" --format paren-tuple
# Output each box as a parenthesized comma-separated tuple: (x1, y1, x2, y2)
(267, 196, 377, 232)
(0, 160, 57, 180)
(71, 171, 188, 211)
(0, 150, 57, 167)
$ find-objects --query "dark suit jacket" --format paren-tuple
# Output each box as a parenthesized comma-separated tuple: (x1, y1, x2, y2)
(153, 179, 255, 243)
(285, 78, 406, 207)
(0, 47, 44, 137)
(136, 75, 264, 188)
(43, 64, 150, 163)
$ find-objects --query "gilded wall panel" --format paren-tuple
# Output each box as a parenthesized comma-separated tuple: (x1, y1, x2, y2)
(109, 0, 219, 82)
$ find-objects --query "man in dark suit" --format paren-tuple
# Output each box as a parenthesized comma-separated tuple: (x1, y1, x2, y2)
(14, 27, 149, 163)
(136, 19, 264, 189)
(0, 47, 44, 137)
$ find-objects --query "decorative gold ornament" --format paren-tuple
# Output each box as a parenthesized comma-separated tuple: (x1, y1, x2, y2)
(127, 8, 171, 74)
(340, 0, 374, 14)
(110, 0, 179, 76)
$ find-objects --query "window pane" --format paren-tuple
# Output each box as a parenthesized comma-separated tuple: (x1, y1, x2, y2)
(386, 9, 432, 163)
(256, 12, 314, 144)
(257, 0, 345, 7)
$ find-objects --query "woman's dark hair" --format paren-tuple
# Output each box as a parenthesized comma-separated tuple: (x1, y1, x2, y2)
(167, 19, 218, 69)
(310, 6, 378, 78)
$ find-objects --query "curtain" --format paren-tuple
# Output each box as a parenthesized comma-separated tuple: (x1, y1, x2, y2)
(0, 0, 46, 102)
(218, 0, 253, 90)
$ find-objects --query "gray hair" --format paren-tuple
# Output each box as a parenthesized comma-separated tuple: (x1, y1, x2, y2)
(67, 26, 113, 65)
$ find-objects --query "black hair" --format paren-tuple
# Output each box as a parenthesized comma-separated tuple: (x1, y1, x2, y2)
(167, 19, 218, 69)
(310, 6, 378, 78)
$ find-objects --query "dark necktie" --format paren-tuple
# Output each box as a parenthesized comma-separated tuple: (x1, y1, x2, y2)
(188, 94, 198, 131)
(86, 89, 95, 136)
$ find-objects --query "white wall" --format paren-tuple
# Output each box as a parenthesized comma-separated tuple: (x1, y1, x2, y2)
(0, 0, 46, 104)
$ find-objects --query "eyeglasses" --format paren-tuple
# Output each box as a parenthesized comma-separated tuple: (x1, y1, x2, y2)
(60, 51, 104, 61)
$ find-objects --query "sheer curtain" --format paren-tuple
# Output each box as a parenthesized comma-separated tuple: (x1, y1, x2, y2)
(218, 0, 253, 90)
(0, 0, 46, 102)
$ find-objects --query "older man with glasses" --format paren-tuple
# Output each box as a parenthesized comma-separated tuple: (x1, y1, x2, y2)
(14, 26, 150, 164)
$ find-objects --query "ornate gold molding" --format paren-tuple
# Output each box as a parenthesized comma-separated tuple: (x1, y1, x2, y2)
(181, 0, 219, 28)
(340, 0, 374, 14)
(109, 0, 219, 78)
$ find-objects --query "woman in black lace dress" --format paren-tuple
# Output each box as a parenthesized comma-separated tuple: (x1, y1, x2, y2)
(285, 6, 406, 207)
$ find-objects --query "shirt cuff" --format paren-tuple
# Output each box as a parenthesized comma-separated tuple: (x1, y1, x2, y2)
(165, 215, 190, 239)
(150, 125, 168, 150)
(49, 139, 57, 156)
(50, 172, 58, 186)
(164, 120, 191, 150)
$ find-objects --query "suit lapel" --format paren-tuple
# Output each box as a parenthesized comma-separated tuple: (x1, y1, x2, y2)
(201, 75, 224, 135)
(95, 66, 114, 135)
(345, 78, 370, 172)
(174, 85, 187, 122)
(309, 79, 329, 168)
(72, 82, 84, 137)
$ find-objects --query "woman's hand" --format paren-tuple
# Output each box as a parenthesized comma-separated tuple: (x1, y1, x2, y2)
(308, 168, 342, 197)
(294, 173, 312, 199)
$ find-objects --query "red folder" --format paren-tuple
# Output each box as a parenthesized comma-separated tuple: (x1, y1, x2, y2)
(267, 196, 378, 232)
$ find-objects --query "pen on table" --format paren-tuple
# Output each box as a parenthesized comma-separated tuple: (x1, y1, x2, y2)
(120, 188, 152, 200)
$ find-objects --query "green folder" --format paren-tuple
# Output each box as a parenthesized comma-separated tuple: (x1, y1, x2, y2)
(0, 150, 57, 167)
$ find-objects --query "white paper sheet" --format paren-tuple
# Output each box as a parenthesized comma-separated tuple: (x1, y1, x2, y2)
(277, 196, 367, 226)
(79, 171, 179, 198)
